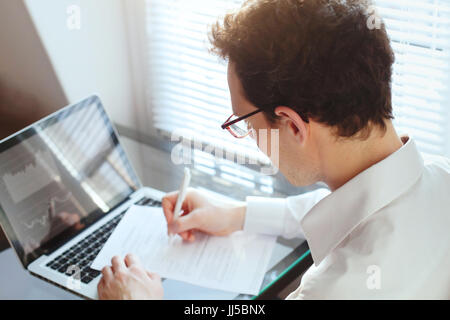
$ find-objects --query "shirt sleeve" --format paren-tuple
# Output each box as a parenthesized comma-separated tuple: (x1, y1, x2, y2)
(243, 188, 331, 239)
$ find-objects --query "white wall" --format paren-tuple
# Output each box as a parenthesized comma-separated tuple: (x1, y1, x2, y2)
(122, 0, 152, 135)
(24, 0, 138, 128)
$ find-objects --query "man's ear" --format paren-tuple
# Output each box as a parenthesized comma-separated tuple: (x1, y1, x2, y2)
(274, 106, 308, 144)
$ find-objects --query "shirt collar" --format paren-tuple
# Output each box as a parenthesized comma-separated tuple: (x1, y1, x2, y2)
(301, 135, 424, 266)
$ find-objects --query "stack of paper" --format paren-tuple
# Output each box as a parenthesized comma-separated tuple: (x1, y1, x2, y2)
(91, 205, 277, 295)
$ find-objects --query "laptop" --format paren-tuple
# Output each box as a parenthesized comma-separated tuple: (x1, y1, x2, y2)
(0, 95, 166, 299)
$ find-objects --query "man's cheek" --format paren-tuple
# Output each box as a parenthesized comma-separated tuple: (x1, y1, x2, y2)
(249, 127, 257, 140)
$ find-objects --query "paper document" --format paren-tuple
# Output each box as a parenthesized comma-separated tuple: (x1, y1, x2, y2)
(91, 205, 277, 295)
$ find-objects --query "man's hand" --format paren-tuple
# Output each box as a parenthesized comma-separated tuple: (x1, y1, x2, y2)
(97, 254, 163, 300)
(162, 188, 247, 242)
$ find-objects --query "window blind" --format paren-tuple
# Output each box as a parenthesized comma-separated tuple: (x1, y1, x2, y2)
(145, 0, 450, 162)
(375, 0, 450, 156)
(145, 0, 270, 164)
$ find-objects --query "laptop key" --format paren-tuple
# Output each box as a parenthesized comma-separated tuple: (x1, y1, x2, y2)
(80, 260, 90, 267)
(50, 263, 61, 270)
(67, 258, 78, 266)
(57, 265, 68, 273)
(81, 275, 94, 284)
(88, 269, 101, 278)
(85, 247, 93, 254)
(58, 258, 68, 264)
(65, 268, 76, 276)
(76, 253, 86, 260)
(136, 198, 148, 205)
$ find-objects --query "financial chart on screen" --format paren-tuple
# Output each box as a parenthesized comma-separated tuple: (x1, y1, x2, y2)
(0, 97, 140, 265)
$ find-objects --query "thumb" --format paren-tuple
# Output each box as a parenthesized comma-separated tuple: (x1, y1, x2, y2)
(146, 271, 161, 281)
(169, 212, 199, 234)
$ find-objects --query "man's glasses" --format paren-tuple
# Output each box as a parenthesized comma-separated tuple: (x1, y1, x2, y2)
(221, 108, 309, 138)
(221, 109, 262, 138)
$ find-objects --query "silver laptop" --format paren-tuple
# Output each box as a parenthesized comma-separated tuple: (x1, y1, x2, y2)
(0, 95, 165, 299)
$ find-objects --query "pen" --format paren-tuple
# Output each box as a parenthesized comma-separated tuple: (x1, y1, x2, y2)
(169, 167, 191, 242)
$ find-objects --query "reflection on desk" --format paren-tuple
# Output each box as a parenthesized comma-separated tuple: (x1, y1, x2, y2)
(0, 129, 317, 299)
(0, 236, 296, 300)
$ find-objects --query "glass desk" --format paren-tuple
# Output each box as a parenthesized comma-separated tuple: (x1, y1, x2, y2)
(117, 127, 323, 300)
(0, 127, 322, 300)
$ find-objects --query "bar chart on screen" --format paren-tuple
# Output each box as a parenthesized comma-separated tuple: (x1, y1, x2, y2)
(2, 148, 61, 204)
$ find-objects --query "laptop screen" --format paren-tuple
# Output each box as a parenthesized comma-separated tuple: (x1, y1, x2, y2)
(0, 95, 141, 267)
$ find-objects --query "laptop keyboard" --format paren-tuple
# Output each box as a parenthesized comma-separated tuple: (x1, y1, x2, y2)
(45, 197, 161, 284)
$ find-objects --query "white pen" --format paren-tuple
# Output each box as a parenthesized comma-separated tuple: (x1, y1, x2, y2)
(169, 167, 191, 243)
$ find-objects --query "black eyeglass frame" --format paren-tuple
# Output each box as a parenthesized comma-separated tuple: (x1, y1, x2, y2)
(221, 108, 309, 136)
(220, 109, 263, 130)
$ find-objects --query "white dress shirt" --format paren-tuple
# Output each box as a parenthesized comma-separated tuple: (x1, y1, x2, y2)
(244, 135, 450, 299)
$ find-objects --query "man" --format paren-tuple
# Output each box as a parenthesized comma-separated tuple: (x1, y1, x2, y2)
(97, 0, 450, 299)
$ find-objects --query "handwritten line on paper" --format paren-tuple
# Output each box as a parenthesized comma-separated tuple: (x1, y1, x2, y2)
(91, 205, 276, 295)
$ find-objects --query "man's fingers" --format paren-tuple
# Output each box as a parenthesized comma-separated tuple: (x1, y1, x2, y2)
(178, 230, 196, 242)
(178, 231, 190, 241)
(169, 212, 198, 234)
(124, 253, 142, 268)
(162, 191, 178, 225)
(111, 256, 126, 274)
(97, 278, 105, 300)
(101, 266, 113, 282)
(146, 271, 161, 281)
(162, 190, 193, 229)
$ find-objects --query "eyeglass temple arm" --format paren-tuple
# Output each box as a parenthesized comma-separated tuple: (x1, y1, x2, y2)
(220, 109, 262, 129)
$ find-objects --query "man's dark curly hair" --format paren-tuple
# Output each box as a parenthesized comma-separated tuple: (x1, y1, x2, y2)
(209, 0, 395, 139)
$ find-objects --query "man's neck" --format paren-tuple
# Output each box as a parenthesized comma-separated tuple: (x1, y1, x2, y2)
(321, 122, 404, 192)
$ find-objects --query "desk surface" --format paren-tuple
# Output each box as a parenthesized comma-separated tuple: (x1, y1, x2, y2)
(0, 130, 316, 299)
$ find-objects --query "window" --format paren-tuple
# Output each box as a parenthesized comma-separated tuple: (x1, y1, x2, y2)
(145, 0, 269, 164)
(375, 0, 450, 157)
(143, 0, 450, 160)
